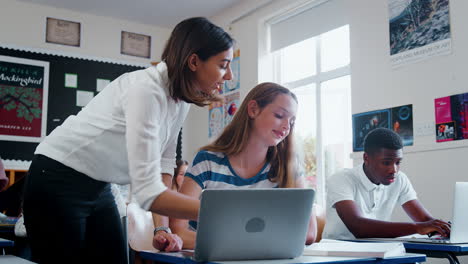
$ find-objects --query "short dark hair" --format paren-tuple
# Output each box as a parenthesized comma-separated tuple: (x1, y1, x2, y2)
(364, 128, 403, 154)
(162, 17, 234, 106)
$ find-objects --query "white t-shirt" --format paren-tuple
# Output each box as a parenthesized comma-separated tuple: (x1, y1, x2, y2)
(35, 62, 190, 210)
(323, 164, 417, 240)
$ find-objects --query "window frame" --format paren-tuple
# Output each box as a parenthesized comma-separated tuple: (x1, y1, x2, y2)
(272, 32, 351, 206)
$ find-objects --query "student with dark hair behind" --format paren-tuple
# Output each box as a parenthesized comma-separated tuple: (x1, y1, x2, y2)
(323, 128, 451, 240)
(151, 159, 189, 252)
(172, 160, 189, 192)
(23, 17, 234, 264)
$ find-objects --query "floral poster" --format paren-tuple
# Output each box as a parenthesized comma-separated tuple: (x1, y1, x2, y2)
(208, 101, 224, 138)
(389, 0, 451, 68)
(224, 92, 240, 127)
(0, 55, 49, 142)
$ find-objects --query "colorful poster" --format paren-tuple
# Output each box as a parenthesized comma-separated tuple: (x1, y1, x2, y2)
(0, 55, 49, 142)
(208, 101, 223, 138)
(434, 93, 468, 142)
(224, 49, 240, 93)
(224, 92, 240, 127)
(353, 104, 413, 151)
(389, 0, 451, 68)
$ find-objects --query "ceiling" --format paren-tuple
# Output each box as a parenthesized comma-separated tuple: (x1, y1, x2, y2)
(18, 0, 244, 28)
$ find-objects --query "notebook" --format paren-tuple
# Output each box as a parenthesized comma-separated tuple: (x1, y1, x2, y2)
(303, 239, 405, 258)
(193, 188, 315, 262)
(365, 182, 468, 244)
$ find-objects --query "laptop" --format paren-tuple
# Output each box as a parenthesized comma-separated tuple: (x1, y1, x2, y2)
(193, 188, 315, 261)
(365, 182, 468, 244)
(401, 182, 468, 244)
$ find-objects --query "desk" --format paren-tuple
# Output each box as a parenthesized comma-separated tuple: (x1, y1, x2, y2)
(0, 255, 36, 263)
(402, 242, 468, 264)
(138, 251, 425, 264)
(0, 216, 18, 233)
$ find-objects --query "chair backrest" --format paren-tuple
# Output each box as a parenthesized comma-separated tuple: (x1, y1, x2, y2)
(315, 204, 326, 242)
(0, 158, 8, 191)
(126, 202, 157, 252)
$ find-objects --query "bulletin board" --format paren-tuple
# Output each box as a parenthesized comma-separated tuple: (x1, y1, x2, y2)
(0, 45, 145, 161)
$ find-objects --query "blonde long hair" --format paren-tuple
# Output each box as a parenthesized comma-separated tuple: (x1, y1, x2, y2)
(202, 82, 298, 188)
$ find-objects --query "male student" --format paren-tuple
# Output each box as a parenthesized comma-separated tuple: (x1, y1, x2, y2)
(323, 128, 451, 240)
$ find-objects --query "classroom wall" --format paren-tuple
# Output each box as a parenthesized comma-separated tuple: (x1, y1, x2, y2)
(0, 0, 171, 64)
(185, 1, 467, 263)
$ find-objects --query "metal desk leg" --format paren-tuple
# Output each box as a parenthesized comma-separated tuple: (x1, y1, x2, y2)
(446, 253, 460, 264)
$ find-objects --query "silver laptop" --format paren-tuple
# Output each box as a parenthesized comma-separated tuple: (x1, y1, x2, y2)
(362, 182, 468, 244)
(193, 188, 315, 261)
(400, 182, 468, 244)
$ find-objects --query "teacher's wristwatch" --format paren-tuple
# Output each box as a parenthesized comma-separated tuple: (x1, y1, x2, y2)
(153, 226, 172, 236)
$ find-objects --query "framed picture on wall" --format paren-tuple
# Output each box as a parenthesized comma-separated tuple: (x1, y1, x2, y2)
(45, 17, 81, 47)
(121, 31, 151, 58)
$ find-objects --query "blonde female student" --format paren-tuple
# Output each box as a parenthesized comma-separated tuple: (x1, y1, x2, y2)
(169, 82, 317, 250)
(23, 17, 234, 264)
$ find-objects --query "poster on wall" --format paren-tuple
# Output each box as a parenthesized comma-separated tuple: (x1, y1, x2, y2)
(224, 49, 240, 93)
(353, 104, 413, 151)
(0, 55, 49, 142)
(434, 93, 468, 142)
(208, 101, 224, 138)
(388, 0, 451, 68)
(224, 92, 240, 127)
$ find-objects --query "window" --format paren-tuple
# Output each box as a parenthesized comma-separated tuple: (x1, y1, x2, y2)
(272, 25, 352, 206)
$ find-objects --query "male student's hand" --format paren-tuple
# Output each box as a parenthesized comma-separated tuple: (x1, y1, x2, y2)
(153, 232, 183, 252)
(416, 219, 451, 237)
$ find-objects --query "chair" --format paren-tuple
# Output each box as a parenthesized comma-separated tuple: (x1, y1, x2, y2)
(0, 158, 8, 191)
(126, 203, 157, 253)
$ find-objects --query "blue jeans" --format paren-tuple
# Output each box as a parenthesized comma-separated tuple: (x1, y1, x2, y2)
(23, 155, 127, 264)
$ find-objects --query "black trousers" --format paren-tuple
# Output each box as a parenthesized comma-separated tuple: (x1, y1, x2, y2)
(23, 155, 127, 264)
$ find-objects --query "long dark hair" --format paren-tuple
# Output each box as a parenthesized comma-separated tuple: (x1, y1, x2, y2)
(162, 17, 234, 106)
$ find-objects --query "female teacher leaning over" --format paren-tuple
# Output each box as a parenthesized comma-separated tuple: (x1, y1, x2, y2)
(23, 17, 234, 264)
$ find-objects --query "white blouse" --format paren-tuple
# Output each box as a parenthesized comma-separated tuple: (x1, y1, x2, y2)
(35, 62, 190, 210)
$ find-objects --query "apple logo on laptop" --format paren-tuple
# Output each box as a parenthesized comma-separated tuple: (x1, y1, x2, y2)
(245, 217, 265, 233)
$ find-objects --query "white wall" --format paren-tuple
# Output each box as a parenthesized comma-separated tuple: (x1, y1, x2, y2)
(189, 1, 468, 263)
(0, 0, 171, 64)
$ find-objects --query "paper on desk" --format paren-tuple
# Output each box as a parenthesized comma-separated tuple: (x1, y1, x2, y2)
(303, 239, 406, 258)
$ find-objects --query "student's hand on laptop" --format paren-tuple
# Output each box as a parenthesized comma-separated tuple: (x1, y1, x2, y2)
(153, 232, 183, 252)
(416, 219, 451, 237)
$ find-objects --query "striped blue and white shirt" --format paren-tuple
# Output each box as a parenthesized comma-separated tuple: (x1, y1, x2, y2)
(186, 150, 278, 190)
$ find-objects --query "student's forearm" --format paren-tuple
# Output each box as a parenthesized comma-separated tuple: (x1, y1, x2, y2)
(402, 199, 435, 222)
(173, 226, 196, 249)
(346, 217, 418, 238)
(149, 189, 199, 221)
(170, 217, 197, 249)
